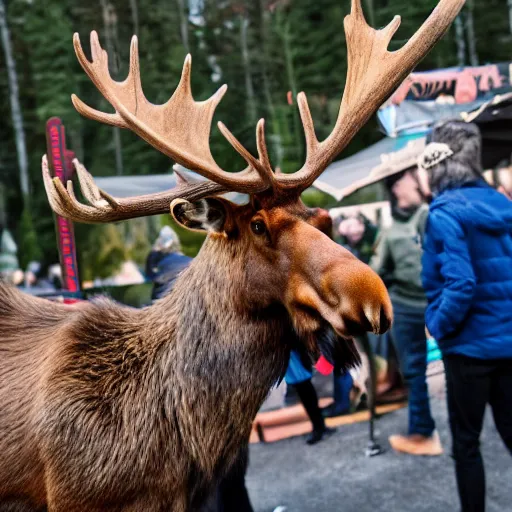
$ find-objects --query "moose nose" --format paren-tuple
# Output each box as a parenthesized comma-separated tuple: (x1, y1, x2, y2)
(324, 258, 393, 336)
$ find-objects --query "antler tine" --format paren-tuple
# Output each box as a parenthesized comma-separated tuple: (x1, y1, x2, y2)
(276, 0, 465, 191)
(42, 155, 100, 220)
(71, 32, 274, 198)
(218, 119, 276, 186)
(255, 119, 275, 185)
(42, 155, 228, 224)
(42, 155, 69, 217)
(173, 164, 197, 187)
(72, 32, 127, 128)
(73, 159, 118, 208)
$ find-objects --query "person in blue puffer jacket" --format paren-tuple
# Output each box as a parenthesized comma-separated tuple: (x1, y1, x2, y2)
(417, 120, 512, 512)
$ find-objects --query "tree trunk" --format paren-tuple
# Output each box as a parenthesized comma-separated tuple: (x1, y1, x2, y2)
(258, 0, 282, 166)
(100, 0, 124, 176)
(465, 0, 479, 66)
(240, 14, 257, 125)
(454, 15, 466, 67)
(0, 0, 30, 201)
(508, 0, 512, 35)
(176, 0, 190, 52)
(258, 0, 275, 121)
(129, 0, 139, 34)
(279, 16, 303, 161)
(112, 126, 124, 176)
(69, 126, 85, 164)
(0, 181, 6, 227)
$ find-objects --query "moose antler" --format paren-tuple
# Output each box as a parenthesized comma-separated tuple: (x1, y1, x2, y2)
(275, 0, 465, 190)
(73, 32, 275, 192)
(42, 155, 228, 222)
(43, 0, 463, 224)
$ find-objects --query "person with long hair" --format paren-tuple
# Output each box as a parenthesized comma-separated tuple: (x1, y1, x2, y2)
(417, 121, 512, 512)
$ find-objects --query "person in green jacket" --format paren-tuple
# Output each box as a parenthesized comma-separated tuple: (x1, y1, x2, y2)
(370, 159, 442, 456)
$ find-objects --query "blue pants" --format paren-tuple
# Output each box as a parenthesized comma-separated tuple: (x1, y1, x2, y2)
(392, 301, 436, 436)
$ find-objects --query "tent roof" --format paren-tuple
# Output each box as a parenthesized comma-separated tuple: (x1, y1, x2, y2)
(387, 62, 512, 105)
(379, 62, 512, 137)
(313, 135, 425, 201)
(95, 174, 177, 197)
(315, 91, 512, 203)
(378, 97, 490, 138)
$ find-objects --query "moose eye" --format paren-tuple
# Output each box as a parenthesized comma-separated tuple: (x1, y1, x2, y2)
(250, 220, 266, 235)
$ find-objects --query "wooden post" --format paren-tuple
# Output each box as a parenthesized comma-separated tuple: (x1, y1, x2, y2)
(45, 118, 81, 294)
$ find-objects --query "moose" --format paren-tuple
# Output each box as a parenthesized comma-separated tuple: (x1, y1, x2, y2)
(0, 0, 463, 510)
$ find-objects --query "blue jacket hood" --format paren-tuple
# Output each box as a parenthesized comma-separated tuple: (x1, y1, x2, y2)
(430, 180, 512, 234)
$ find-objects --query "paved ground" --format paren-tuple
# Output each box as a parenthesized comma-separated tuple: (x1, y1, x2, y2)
(246, 368, 512, 512)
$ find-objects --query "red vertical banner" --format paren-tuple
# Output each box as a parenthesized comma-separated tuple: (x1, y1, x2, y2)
(45, 118, 81, 293)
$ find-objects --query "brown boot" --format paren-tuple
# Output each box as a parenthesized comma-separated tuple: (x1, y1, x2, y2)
(389, 430, 443, 456)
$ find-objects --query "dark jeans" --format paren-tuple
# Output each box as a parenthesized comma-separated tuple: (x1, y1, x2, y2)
(444, 355, 512, 512)
(392, 300, 436, 436)
(204, 446, 253, 512)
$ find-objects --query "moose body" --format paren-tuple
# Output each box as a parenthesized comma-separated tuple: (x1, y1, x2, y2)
(0, 215, 379, 511)
(0, 0, 463, 509)
(0, 242, 290, 511)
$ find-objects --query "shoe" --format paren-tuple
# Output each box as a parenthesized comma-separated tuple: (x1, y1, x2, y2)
(306, 426, 336, 445)
(389, 430, 443, 456)
(321, 403, 350, 418)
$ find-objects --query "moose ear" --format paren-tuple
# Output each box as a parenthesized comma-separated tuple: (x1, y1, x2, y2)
(171, 198, 231, 234)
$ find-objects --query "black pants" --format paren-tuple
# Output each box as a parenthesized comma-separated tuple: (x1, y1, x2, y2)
(213, 446, 253, 512)
(444, 355, 512, 512)
(294, 379, 325, 432)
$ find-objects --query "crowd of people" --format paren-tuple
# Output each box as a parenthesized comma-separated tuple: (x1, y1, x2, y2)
(333, 121, 512, 512)
(0, 227, 62, 291)
(338, 121, 511, 512)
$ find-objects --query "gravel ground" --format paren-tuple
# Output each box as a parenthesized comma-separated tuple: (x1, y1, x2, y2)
(247, 368, 512, 512)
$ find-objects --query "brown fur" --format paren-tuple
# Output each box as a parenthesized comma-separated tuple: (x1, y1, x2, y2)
(0, 202, 391, 511)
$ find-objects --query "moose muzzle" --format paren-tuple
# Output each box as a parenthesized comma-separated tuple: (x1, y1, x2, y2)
(284, 222, 393, 338)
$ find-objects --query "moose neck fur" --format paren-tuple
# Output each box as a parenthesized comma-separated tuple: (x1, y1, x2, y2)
(147, 235, 291, 473)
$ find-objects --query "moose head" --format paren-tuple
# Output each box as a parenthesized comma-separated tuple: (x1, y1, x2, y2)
(42, 0, 464, 368)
